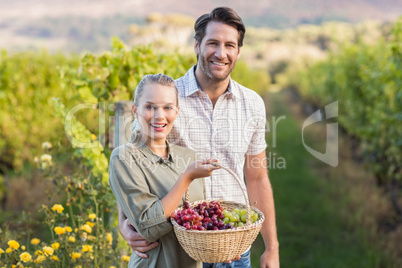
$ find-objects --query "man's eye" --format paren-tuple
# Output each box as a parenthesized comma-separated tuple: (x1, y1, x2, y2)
(165, 106, 173, 110)
(146, 105, 153, 109)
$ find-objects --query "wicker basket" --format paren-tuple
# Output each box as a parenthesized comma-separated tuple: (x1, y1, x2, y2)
(171, 163, 265, 263)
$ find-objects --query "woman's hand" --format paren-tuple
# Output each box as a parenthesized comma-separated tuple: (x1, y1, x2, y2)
(183, 158, 220, 181)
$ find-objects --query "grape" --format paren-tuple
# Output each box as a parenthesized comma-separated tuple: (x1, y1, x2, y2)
(207, 223, 213, 230)
(203, 217, 211, 223)
(241, 214, 247, 223)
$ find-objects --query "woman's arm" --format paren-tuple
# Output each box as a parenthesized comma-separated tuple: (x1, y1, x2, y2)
(161, 159, 218, 218)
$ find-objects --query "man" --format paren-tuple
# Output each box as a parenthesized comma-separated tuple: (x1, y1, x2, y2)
(118, 6, 280, 267)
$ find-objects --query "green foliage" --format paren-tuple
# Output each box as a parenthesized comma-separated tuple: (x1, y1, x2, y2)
(75, 38, 194, 104)
(282, 17, 402, 183)
(0, 50, 80, 173)
(231, 61, 271, 95)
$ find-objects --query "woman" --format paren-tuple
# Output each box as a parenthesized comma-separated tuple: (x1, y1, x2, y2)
(109, 74, 219, 267)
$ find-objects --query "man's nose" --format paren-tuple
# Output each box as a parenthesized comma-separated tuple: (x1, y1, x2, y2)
(215, 45, 226, 59)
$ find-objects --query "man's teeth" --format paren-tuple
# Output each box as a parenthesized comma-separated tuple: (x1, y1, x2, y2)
(212, 62, 226, 66)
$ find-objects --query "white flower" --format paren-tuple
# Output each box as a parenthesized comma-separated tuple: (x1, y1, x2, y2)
(40, 154, 52, 163)
(42, 142, 52, 150)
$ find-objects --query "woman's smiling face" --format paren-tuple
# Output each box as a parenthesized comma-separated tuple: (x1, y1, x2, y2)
(133, 83, 179, 147)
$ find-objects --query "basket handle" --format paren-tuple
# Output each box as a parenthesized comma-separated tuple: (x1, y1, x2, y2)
(184, 162, 252, 226)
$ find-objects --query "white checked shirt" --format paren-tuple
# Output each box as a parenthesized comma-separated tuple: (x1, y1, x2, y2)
(167, 66, 267, 204)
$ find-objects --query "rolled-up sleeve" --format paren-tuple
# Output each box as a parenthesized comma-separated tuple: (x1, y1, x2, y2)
(109, 154, 172, 242)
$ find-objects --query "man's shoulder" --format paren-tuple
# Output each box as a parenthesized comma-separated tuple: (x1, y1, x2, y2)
(175, 66, 193, 90)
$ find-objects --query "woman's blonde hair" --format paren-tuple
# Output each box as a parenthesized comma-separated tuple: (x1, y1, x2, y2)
(130, 74, 178, 143)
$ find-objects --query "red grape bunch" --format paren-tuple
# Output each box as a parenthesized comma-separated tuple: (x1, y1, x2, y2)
(171, 200, 235, 231)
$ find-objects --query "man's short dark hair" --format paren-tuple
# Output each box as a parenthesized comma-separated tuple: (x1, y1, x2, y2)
(194, 6, 246, 47)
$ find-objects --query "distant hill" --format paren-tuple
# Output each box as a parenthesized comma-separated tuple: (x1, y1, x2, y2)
(0, 0, 400, 52)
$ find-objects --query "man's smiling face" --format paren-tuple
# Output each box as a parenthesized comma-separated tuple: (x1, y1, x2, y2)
(195, 21, 241, 82)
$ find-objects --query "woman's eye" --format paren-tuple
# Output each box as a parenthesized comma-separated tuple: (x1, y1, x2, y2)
(164, 106, 173, 110)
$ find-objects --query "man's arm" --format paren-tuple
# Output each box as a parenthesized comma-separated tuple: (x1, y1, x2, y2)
(244, 150, 280, 268)
(117, 203, 159, 258)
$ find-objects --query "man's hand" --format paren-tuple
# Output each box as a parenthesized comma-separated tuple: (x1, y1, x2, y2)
(118, 204, 159, 258)
(260, 248, 280, 268)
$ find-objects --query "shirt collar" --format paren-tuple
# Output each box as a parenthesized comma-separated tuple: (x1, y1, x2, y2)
(183, 65, 240, 99)
(133, 140, 174, 165)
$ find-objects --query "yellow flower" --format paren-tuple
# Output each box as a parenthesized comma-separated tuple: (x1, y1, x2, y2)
(51, 255, 60, 261)
(20, 252, 32, 262)
(74, 228, 78, 233)
(75, 266, 82, 268)
(6, 248, 13, 253)
(21, 245, 26, 250)
(8, 240, 20, 250)
(0, 248, 4, 255)
(71, 252, 81, 260)
(54, 227, 66, 235)
(109, 266, 117, 268)
(43, 246, 54, 256)
(91, 134, 97, 141)
(51, 204, 64, 213)
(65, 226, 73, 232)
(30, 238, 40, 245)
(82, 245, 93, 253)
(88, 213, 96, 219)
(81, 232, 88, 240)
(81, 224, 92, 233)
(35, 250, 43, 256)
(51, 242, 60, 250)
(86, 221, 95, 228)
(121, 255, 130, 262)
(88, 235, 96, 241)
(106, 233, 113, 244)
(68, 236, 76, 242)
(35, 255, 46, 263)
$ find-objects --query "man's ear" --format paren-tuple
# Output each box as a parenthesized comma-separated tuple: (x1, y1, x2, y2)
(194, 40, 200, 55)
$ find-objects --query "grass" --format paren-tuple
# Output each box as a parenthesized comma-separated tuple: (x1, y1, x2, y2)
(250, 90, 391, 267)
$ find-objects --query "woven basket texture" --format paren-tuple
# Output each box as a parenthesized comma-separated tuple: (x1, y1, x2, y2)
(171, 199, 265, 263)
